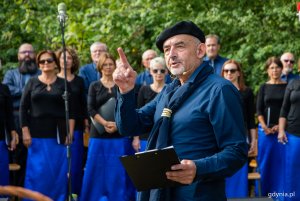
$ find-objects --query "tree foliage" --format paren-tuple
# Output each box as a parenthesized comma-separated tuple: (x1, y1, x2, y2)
(1, 0, 300, 93)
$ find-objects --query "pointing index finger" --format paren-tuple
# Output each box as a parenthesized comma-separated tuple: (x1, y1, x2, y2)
(117, 47, 130, 69)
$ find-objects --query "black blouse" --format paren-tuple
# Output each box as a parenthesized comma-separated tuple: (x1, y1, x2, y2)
(87, 81, 120, 138)
(19, 77, 75, 138)
(240, 87, 256, 130)
(0, 83, 15, 141)
(137, 85, 159, 140)
(69, 75, 88, 130)
(256, 83, 287, 128)
(280, 80, 300, 136)
(137, 85, 158, 108)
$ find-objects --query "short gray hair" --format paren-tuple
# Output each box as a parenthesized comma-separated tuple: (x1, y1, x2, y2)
(149, 57, 166, 69)
(90, 42, 107, 52)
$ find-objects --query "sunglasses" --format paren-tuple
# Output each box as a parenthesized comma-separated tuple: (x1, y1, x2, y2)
(283, 59, 295, 64)
(223, 69, 238, 73)
(152, 69, 166, 74)
(39, 58, 54, 64)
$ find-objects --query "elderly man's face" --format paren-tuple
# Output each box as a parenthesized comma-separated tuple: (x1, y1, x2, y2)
(91, 44, 107, 63)
(163, 34, 204, 76)
(142, 51, 157, 69)
(280, 53, 295, 74)
(205, 37, 220, 59)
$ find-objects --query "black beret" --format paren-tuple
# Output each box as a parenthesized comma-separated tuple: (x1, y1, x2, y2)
(156, 21, 205, 52)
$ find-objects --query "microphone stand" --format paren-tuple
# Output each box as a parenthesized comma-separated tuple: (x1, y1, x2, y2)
(58, 15, 73, 201)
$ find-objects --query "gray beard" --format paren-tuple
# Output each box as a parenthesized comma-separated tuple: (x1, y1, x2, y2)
(19, 60, 38, 74)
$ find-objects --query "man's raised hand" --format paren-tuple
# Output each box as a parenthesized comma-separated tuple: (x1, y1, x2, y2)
(113, 48, 137, 94)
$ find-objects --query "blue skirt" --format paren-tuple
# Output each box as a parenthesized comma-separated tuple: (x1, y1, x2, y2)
(71, 130, 84, 196)
(257, 124, 285, 197)
(23, 138, 68, 201)
(80, 137, 136, 201)
(0, 141, 9, 199)
(140, 139, 147, 152)
(225, 163, 248, 198)
(281, 132, 299, 201)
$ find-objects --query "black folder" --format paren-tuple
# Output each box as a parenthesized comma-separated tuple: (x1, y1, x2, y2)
(90, 97, 116, 135)
(119, 146, 182, 191)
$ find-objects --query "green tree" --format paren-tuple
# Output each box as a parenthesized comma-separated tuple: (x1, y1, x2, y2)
(1, 0, 300, 93)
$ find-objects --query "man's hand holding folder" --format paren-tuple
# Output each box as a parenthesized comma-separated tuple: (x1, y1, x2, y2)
(120, 146, 191, 191)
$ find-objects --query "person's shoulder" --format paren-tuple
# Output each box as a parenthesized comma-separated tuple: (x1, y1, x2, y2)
(4, 68, 19, 75)
(74, 75, 84, 82)
(79, 63, 93, 71)
(217, 55, 228, 62)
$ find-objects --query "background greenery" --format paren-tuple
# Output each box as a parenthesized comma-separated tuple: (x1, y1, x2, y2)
(1, 0, 300, 93)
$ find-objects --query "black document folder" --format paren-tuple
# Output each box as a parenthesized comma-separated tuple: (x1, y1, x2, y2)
(120, 146, 182, 191)
(90, 97, 116, 135)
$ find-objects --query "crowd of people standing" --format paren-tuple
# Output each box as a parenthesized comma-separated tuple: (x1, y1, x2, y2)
(0, 20, 300, 201)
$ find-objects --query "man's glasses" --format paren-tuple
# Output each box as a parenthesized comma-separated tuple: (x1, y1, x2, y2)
(283, 59, 295, 64)
(19, 50, 34, 55)
(39, 58, 54, 64)
(152, 69, 166, 74)
(223, 69, 238, 73)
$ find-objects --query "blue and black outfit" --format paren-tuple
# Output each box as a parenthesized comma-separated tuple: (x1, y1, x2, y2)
(256, 83, 287, 197)
(80, 81, 136, 201)
(0, 83, 15, 188)
(115, 62, 247, 201)
(68, 75, 87, 197)
(2, 67, 40, 186)
(20, 77, 75, 201)
(279, 80, 300, 201)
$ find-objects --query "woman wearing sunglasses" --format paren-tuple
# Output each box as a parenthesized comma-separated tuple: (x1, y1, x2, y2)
(132, 57, 168, 152)
(221, 60, 256, 198)
(20, 50, 75, 201)
(256, 57, 287, 196)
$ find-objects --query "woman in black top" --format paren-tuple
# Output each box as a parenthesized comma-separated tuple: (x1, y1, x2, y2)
(80, 52, 135, 201)
(132, 57, 167, 152)
(0, 83, 18, 187)
(20, 50, 75, 201)
(57, 47, 88, 197)
(278, 79, 300, 197)
(221, 60, 255, 198)
(256, 57, 286, 196)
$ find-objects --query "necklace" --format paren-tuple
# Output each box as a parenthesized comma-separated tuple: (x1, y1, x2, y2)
(39, 75, 56, 91)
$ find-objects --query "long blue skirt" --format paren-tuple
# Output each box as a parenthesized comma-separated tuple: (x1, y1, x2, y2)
(281, 132, 299, 201)
(80, 137, 136, 201)
(225, 163, 248, 198)
(71, 130, 84, 196)
(140, 139, 147, 152)
(257, 124, 284, 197)
(0, 140, 9, 199)
(23, 138, 68, 201)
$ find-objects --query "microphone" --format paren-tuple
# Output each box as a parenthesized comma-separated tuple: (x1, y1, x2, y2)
(182, 67, 194, 75)
(57, 2, 67, 24)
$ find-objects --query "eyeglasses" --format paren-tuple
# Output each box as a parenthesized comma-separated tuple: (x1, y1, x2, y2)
(92, 49, 106, 53)
(223, 69, 238, 73)
(283, 59, 295, 64)
(19, 50, 34, 54)
(152, 69, 166, 74)
(39, 58, 54, 64)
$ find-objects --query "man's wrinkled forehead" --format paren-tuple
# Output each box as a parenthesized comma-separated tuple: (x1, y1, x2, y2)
(163, 34, 198, 49)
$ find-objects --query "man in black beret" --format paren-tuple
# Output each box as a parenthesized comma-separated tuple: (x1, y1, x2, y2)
(113, 21, 247, 201)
